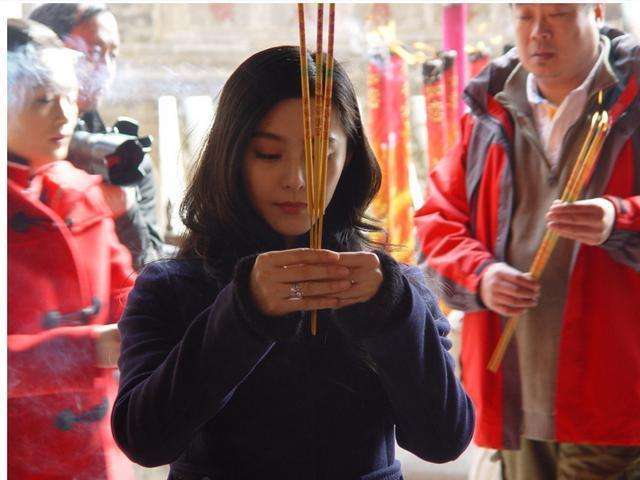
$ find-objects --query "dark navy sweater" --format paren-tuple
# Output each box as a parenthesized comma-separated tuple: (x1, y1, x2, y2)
(111, 252, 474, 480)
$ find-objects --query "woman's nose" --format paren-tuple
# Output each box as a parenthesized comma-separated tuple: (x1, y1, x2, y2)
(282, 155, 306, 191)
(54, 95, 78, 126)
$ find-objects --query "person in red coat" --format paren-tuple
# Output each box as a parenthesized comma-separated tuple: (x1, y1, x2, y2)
(7, 19, 135, 479)
(415, 4, 640, 479)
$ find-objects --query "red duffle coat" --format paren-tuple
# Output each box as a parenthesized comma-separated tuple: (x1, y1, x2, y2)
(8, 159, 136, 479)
(415, 30, 640, 449)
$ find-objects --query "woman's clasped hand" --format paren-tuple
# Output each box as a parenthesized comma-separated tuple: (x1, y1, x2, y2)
(249, 248, 383, 316)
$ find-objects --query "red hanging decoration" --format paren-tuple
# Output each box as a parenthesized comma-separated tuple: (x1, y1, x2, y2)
(367, 53, 415, 263)
(422, 58, 447, 175)
(469, 48, 490, 79)
(440, 50, 460, 152)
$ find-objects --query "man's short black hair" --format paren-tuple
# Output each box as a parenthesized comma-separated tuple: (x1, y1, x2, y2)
(28, 3, 109, 40)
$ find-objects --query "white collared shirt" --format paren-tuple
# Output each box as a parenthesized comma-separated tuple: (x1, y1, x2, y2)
(526, 44, 604, 167)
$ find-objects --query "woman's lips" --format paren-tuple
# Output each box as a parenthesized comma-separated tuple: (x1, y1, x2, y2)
(275, 202, 307, 215)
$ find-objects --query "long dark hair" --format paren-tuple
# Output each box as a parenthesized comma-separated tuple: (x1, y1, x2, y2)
(179, 46, 382, 268)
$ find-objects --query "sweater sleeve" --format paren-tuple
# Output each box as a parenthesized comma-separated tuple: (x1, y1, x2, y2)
(8, 326, 101, 398)
(111, 261, 275, 468)
(337, 262, 475, 463)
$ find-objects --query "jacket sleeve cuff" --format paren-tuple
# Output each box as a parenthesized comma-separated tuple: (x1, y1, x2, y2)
(232, 254, 304, 342)
(474, 258, 497, 310)
(601, 195, 636, 248)
(333, 250, 411, 340)
(604, 195, 640, 231)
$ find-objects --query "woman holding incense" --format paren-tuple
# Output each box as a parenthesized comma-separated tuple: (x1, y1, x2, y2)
(8, 18, 135, 479)
(112, 46, 474, 479)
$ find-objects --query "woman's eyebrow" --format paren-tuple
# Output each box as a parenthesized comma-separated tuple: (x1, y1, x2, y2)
(252, 131, 285, 142)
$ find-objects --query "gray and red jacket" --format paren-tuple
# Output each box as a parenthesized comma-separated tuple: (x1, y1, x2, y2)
(415, 28, 640, 449)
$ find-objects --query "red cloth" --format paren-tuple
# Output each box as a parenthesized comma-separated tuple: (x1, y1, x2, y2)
(367, 53, 415, 263)
(8, 160, 135, 479)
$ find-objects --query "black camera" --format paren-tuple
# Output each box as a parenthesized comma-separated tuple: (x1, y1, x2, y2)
(69, 117, 153, 186)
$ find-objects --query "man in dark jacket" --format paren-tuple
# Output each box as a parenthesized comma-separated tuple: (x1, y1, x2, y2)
(415, 4, 640, 479)
(30, 2, 165, 269)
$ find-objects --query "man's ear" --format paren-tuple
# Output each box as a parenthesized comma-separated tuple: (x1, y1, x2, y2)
(594, 4, 605, 26)
(62, 34, 87, 52)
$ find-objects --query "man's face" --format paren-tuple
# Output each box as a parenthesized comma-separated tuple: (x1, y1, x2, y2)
(513, 4, 601, 88)
(64, 11, 120, 112)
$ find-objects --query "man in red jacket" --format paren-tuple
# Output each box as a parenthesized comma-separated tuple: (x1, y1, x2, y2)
(415, 4, 639, 479)
(8, 19, 135, 479)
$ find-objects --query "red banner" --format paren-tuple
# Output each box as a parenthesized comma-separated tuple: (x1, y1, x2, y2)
(440, 50, 460, 152)
(366, 52, 415, 263)
(469, 49, 490, 79)
(422, 58, 447, 174)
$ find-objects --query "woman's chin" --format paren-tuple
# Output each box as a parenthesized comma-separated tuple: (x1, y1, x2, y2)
(272, 225, 311, 243)
(277, 229, 309, 239)
(266, 217, 309, 236)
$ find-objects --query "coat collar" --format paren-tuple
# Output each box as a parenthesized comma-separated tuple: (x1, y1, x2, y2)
(8, 155, 31, 188)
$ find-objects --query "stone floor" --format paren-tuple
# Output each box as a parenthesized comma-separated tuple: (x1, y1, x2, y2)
(397, 443, 475, 480)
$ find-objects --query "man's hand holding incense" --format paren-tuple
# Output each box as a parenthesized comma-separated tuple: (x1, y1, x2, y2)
(250, 248, 352, 316)
(479, 262, 540, 317)
(546, 198, 616, 246)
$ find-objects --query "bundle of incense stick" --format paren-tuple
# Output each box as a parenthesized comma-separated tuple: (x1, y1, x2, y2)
(298, 3, 336, 336)
(487, 99, 611, 373)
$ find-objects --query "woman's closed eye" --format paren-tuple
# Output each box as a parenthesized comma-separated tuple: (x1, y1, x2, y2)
(254, 150, 282, 160)
(35, 95, 55, 105)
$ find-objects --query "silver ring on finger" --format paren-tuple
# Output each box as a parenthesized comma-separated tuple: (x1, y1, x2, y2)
(289, 282, 303, 299)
